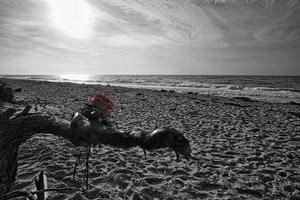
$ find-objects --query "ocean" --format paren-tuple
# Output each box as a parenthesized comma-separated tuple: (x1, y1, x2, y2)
(1, 75, 299, 104)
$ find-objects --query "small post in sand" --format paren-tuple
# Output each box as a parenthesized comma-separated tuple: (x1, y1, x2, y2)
(85, 146, 91, 191)
(34, 171, 48, 200)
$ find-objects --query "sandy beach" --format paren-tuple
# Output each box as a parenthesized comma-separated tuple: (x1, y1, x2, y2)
(1, 78, 300, 200)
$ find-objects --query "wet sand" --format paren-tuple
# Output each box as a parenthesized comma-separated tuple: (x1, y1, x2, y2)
(1, 78, 300, 199)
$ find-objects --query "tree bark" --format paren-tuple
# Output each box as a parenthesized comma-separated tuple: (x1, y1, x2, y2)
(0, 112, 143, 198)
(0, 111, 190, 199)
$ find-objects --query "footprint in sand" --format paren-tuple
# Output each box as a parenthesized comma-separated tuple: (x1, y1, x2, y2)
(235, 187, 263, 198)
(196, 181, 222, 191)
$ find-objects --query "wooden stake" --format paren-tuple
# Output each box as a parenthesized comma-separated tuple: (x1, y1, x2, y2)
(85, 146, 91, 191)
(34, 171, 48, 200)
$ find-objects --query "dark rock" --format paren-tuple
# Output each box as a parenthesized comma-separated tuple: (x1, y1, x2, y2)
(14, 88, 22, 92)
(136, 93, 144, 96)
(168, 90, 175, 93)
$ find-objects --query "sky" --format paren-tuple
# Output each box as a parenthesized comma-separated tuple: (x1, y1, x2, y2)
(0, 0, 299, 75)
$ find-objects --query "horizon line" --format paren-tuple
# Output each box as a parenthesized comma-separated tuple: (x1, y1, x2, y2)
(1, 74, 300, 77)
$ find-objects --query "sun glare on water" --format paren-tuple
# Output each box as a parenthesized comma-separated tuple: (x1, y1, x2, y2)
(45, 0, 95, 39)
(60, 74, 91, 82)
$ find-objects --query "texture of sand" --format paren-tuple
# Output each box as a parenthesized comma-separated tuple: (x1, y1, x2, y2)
(1, 79, 300, 200)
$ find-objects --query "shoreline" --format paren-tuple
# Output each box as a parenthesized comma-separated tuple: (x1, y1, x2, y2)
(1, 78, 300, 199)
(2, 77, 300, 106)
(1, 76, 300, 105)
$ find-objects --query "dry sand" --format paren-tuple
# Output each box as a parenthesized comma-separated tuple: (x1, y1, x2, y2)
(1, 78, 300, 200)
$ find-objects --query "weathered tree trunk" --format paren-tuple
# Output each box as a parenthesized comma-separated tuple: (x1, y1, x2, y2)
(0, 111, 190, 199)
(0, 112, 142, 198)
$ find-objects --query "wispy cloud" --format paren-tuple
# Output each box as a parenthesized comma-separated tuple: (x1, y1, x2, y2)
(0, 0, 299, 75)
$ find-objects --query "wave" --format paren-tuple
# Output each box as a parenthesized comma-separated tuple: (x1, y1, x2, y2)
(243, 86, 299, 93)
(1, 75, 299, 103)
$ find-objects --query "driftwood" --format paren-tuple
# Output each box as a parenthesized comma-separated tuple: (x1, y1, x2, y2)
(4, 187, 80, 200)
(34, 171, 48, 200)
(0, 108, 191, 199)
(71, 112, 191, 161)
(85, 146, 91, 190)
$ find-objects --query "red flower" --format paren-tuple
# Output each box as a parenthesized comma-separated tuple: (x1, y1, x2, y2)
(87, 93, 114, 116)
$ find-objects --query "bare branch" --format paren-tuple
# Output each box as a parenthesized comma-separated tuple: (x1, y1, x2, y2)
(4, 187, 82, 200)
(32, 187, 82, 195)
(3, 190, 35, 200)
(13, 105, 32, 119)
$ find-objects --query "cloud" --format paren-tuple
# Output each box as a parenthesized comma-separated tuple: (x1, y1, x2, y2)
(202, 0, 299, 8)
(254, 6, 300, 45)
(256, 25, 300, 45)
(0, 0, 299, 75)
(100, 34, 168, 47)
(94, 0, 225, 47)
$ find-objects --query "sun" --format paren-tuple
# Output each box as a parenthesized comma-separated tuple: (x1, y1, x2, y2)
(45, 0, 95, 39)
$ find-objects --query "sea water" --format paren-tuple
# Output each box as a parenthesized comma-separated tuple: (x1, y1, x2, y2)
(1, 75, 299, 104)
